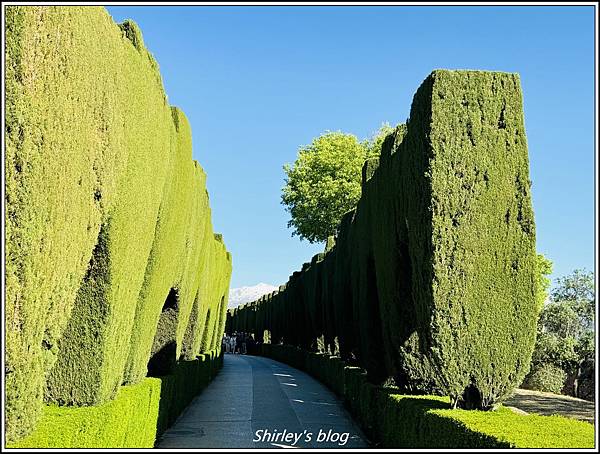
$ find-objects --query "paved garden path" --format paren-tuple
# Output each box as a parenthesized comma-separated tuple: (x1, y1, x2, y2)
(504, 389, 595, 425)
(157, 354, 368, 448)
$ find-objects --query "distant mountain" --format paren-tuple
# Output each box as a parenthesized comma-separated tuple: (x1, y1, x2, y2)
(228, 283, 278, 309)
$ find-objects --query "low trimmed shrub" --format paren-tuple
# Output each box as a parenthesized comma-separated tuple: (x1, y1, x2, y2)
(259, 344, 594, 449)
(522, 363, 568, 394)
(6, 379, 161, 449)
(433, 404, 593, 449)
(7, 351, 223, 448)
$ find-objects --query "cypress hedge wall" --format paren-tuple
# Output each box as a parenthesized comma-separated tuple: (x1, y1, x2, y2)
(228, 70, 538, 410)
(5, 6, 231, 444)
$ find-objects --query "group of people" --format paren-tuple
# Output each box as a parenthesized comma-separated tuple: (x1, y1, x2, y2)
(222, 332, 256, 355)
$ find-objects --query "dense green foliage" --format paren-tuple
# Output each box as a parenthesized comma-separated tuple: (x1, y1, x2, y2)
(281, 132, 366, 243)
(5, 6, 231, 443)
(524, 269, 595, 397)
(536, 253, 553, 309)
(231, 70, 539, 409)
(7, 351, 223, 448)
(522, 363, 567, 394)
(259, 344, 593, 448)
(281, 125, 392, 243)
(7, 379, 161, 449)
(433, 405, 593, 449)
(551, 269, 595, 332)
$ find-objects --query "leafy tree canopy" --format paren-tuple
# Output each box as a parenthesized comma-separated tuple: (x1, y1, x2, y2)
(529, 268, 595, 381)
(281, 124, 394, 243)
(551, 269, 595, 331)
(539, 302, 581, 339)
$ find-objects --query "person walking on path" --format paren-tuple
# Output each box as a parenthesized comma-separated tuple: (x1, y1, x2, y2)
(222, 334, 229, 353)
(230, 332, 237, 354)
(241, 333, 247, 355)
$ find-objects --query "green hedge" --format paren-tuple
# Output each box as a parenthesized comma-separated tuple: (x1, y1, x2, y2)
(409, 71, 538, 407)
(124, 109, 216, 384)
(5, 6, 232, 443)
(259, 344, 594, 449)
(229, 70, 538, 409)
(155, 351, 224, 435)
(5, 6, 131, 437)
(7, 351, 223, 448)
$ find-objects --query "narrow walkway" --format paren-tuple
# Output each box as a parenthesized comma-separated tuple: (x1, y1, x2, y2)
(157, 354, 368, 448)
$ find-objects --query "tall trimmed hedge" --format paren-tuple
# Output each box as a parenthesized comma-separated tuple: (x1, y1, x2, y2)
(5, 6, 231, 443)
(229, 70, 538, 409)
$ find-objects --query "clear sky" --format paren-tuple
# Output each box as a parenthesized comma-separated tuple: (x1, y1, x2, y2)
(106, 5, 595, 290)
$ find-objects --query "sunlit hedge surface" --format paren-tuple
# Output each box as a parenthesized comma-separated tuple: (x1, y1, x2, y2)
(5, 6, 231, 443)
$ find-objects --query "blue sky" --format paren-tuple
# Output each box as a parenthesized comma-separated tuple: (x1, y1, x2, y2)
(106, 5, 595, 290)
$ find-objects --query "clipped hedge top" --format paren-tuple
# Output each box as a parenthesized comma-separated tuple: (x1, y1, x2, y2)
(7, 378, 162, 448)
(388, 394, 594, 449)
(438, 405, 594, 449)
